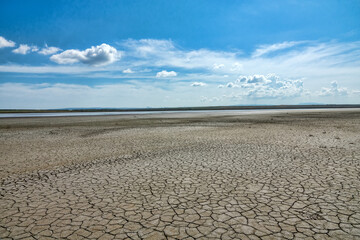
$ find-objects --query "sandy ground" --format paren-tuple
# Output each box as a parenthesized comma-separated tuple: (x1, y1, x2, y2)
(0, 109, 359, 239)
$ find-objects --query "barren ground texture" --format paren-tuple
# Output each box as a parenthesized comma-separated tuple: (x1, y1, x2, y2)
(0, 110, 359, 240)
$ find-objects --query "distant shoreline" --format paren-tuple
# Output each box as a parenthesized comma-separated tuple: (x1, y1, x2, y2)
(1, 104, 359, 113)
(1, 108, 359, 119)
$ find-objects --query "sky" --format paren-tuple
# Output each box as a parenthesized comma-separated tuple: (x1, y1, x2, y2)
(0, 0, 359, 109)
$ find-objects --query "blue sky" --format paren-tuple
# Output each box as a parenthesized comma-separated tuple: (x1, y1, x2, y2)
(0, 0, 359, 108)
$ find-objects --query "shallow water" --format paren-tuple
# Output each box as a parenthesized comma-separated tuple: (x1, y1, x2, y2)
(0, 109, 274, 118)
(0, 108, 357, 118)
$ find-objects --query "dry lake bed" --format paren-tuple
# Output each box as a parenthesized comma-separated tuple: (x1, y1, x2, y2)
(0, 109, 359, 239)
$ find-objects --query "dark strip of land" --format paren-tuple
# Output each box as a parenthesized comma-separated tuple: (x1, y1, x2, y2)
(0, 104, 359, 113)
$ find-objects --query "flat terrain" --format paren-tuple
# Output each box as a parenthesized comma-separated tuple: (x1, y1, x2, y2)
(0, 109, 359, 239)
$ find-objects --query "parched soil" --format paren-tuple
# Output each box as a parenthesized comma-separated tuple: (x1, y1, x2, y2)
(0, 110, 359, 239)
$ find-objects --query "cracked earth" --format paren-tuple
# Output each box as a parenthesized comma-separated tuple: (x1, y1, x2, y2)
(0, 110, 359, 239)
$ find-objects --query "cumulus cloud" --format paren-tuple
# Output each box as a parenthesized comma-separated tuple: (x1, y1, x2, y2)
(319, 81, 349, 96)
(220, 74, 304, 99)
(191, 82, 206, 87)
(50, 43, 120, 66)
(156, 70, 177, 78)
(0, 36, 15, 48)
(12, 44, 39, 54)
(228, 82, 239, 88)
(38, 44, 62, 55)
(123, 68, 134, 73)
(237, 75, 272, 84)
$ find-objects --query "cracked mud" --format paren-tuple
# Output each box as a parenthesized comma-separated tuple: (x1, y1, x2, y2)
(1, 110, 360, 239)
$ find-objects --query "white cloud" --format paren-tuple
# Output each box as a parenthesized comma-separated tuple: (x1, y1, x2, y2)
(236, 75, 272, 84)
(0, 36, 15, 48)
(226, 82, 239, 88)
(213, 63, 225, 70)
(319, 81, 349, 96)
(50, 43, 120, 66)
(252, 41, 301, 58)
(156, 70, 177, 78)
(121, 39, 240, 70)
(123, 39, 175, 58)
(123, 68, 134, 73)
(115, 40, 360, 86)
(38, 44, 62, 55)
(218, 82, 239, 88)
(191, 82, 206, 87)
(220, 74, 304, 99)
(12, 44, 39, 54)
(230, 62, 243, 72)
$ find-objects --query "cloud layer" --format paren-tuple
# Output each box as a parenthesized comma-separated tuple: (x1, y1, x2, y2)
(1, 79, 358, 109)
(121, 39, 240, 71)
(1, 38, 360, 107)
(50, 43, 120, 66)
